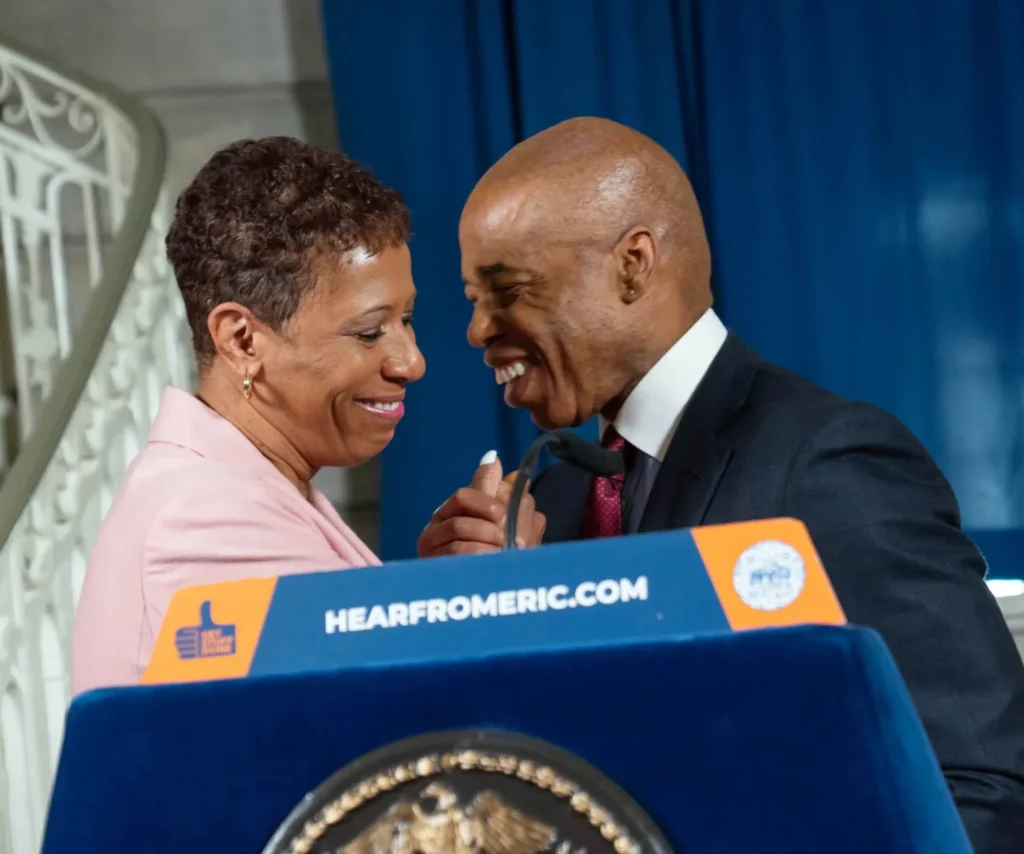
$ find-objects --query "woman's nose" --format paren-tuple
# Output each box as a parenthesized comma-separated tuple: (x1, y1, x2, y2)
(383, 336, 426, 383)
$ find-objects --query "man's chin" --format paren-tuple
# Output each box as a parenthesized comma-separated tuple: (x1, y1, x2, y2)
(502, 383, 582, 429)
(523, 403, 580, 432)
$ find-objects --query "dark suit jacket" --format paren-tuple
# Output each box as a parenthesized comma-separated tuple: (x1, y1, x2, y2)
(533, 333, 1024, 854)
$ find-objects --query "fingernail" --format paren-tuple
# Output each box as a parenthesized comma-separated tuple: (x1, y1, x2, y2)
(515, 536, 526, 549)
(479, 450, 498, 466)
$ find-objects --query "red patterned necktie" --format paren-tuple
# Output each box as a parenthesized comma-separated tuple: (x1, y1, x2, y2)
(581, 428, 627, 539)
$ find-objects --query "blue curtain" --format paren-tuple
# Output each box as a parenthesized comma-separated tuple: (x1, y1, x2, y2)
(701, 0, 1024, 534)
(322, 0, 1024, 560)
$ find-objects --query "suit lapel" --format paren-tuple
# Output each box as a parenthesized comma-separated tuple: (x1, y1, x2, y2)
(639, 334, 760, 533)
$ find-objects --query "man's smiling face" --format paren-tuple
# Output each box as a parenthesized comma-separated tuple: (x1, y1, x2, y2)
(459, 182, 638, 429)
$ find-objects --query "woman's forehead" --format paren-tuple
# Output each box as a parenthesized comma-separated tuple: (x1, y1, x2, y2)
(301, 245, 414, 316)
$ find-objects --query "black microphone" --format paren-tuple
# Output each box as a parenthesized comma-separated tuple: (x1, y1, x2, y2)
(503, 429, 625, 551)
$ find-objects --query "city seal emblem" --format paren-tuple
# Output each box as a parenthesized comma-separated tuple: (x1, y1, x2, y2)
(261, 730, 672, 854)
(732, 539, 807, 611)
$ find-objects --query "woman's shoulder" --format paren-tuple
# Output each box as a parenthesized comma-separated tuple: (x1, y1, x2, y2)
(120, 442, 313, 533)
(84, 443, 321, 614)
(133, 449, 353, 581)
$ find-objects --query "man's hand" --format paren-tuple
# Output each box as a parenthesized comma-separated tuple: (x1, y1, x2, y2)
(417, 451, 546, 557)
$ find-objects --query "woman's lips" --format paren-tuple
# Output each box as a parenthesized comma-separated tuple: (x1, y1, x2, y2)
(356, 399, 405, 421)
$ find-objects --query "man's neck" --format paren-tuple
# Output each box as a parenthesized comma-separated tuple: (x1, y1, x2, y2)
(600, 306, 708, 422)
(598, 306, 726, 461)
(195, 370, 315, 499)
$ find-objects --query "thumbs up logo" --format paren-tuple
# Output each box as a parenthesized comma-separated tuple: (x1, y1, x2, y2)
(174, 600, 237, 660)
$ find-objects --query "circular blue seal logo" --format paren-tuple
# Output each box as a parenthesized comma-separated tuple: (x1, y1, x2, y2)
(732, 540, 806, 611)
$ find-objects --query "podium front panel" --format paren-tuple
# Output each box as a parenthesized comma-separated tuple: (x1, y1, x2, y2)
(143, 519, 845, 686)
(45, 626, 970, 854)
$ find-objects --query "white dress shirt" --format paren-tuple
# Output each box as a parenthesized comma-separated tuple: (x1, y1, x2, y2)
(600, 307, 728, 460)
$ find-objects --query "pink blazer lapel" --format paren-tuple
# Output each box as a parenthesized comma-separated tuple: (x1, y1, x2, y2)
(151, 389, 381, 569)
(310, 489, 382, 567)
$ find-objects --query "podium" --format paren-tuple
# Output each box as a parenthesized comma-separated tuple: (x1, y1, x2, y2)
(42, 519, 972, 853)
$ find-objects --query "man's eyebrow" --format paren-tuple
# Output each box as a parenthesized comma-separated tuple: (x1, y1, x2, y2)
(476, 262, 532, 278)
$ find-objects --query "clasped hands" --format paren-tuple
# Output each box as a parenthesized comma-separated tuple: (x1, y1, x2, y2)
(417, 453, 546, 557)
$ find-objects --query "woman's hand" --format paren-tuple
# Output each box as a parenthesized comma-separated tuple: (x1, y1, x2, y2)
(417, 454, 546, 557)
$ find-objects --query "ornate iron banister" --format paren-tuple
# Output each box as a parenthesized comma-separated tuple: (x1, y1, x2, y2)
(0, 31, 191, 853)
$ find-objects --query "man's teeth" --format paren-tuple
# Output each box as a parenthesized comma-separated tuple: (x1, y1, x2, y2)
(365, 401, 400, 412)
(495, 362, 527, 385)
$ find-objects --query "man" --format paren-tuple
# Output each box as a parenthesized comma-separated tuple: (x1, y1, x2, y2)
(419, 117, 1024, 852)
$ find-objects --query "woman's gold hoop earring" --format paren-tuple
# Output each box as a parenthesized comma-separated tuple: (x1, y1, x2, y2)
(242, 371, 252, 401)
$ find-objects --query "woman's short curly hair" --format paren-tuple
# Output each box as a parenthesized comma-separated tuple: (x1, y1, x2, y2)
(165, 136, 410, 362)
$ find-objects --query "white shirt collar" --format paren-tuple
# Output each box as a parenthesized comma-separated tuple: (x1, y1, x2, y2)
(599, 308, 728, 461)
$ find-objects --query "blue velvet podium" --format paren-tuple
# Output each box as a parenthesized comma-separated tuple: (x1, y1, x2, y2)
(43, 520, 972, 854)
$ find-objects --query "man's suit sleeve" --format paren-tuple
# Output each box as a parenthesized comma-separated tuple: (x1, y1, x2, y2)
(784, 402, 1024, 854)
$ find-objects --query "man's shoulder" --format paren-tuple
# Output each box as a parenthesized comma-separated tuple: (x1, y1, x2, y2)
(737, 354, 916, 453)
(680, 333, 901, 451)
(739, 353, 953, 524)
(746, 356, 845, 423)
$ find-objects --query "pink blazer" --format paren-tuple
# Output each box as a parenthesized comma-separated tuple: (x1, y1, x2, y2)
(71, 387, 380, 695)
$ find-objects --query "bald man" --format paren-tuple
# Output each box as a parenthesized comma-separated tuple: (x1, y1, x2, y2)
(418, 117, 1024, 852)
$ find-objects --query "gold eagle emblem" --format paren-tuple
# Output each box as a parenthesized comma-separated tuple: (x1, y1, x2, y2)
(342, 782, 556, 854)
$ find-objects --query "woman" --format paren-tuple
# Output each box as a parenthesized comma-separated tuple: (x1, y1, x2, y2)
(70, 137, 426, 694)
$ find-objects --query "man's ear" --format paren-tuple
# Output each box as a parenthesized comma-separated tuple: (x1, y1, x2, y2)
(615, 225, 658, 303)
(206, 302, 263, 378)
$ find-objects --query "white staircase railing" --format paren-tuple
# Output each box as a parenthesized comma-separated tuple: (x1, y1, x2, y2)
(0, 33, 192, 853)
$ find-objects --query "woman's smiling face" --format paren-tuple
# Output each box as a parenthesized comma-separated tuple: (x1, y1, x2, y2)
(255, 243, 425, 468)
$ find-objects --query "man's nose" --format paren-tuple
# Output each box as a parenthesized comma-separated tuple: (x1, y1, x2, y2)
(467, 304, 500, 349)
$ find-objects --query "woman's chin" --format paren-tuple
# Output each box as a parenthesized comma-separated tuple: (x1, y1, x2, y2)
(328, 431, 397, 469)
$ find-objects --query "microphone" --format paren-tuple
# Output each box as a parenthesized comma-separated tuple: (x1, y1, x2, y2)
(503, 429, 625, 551)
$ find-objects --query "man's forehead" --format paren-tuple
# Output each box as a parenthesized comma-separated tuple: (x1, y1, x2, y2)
(462, 177, 554, 235)
(461, 240, 543, 280)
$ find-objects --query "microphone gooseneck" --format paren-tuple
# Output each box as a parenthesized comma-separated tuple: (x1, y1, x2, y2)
(553, 431, 627, 477)
(503, 429, 625, 551)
